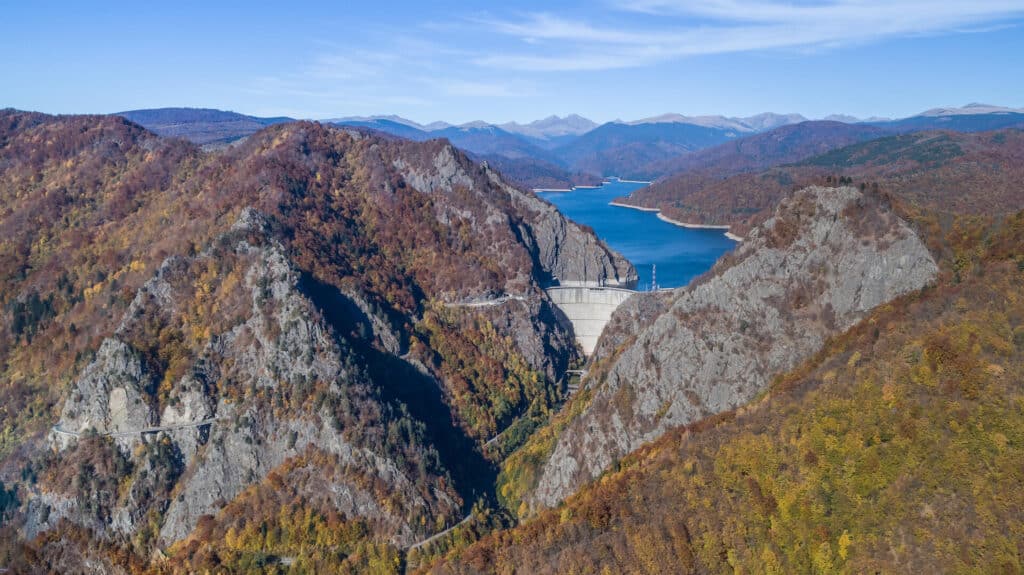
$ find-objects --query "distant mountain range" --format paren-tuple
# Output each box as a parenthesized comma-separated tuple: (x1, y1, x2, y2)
(623, 112, 807, 133)
(330, 114, 598, 143)
(117, 108, 291, 146)
(620, 127, 1024, 235)
(116, 104, 1024, 189)
(636, 120, 889, 184)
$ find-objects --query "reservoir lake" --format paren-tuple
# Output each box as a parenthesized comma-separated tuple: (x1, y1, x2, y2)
(537, 179, 738, 290)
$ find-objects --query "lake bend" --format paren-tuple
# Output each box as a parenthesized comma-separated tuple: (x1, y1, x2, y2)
(536, 179, 738, 290)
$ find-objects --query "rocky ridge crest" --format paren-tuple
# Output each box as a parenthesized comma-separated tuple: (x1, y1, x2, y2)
(530, 186, 939, 507)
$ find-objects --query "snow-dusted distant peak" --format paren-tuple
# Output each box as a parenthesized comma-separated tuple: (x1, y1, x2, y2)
(741, 112, 807, 131)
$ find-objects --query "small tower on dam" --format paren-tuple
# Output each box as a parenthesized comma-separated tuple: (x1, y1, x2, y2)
(545, 285, 636, 355)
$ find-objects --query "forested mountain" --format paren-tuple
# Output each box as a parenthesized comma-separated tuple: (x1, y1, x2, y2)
(117, 108, 292, 146)
(502, 186, 938, 511)
(869, 107, 1024, 133)
(6, 105, 1024, 574)
(549, 121, 744, 180)
(622, 128, 1024, 235)
(334, 119, 747, 185)
(329, 120, 600, 191)
(637, 121, 888, 184)
(423, 138, 1024, 575)
(120, 106, 1024, 191)
(0, 110, 633, 572)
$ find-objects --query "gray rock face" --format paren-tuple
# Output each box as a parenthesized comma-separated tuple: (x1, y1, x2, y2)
(498, 168, 636, 288)
(41, 211, 460, 548)
(390, 141, 634, 373)
(530, 186, 938, 508)
(395, 141, 636, 289)
(52, 338, 155, 451)
(28, 134, 639, 558)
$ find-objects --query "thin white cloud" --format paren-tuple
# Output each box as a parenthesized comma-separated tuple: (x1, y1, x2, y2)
(477, 1, 1024, 71)
(439, 79, 533, 98)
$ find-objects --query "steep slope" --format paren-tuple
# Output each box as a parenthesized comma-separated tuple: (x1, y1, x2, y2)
(117, 107, 292, 146)
(429, 208, 1024, 574)
(39, 212, 460, 549)
(0, 111, 633, 571)
(472, 154, 603, 190)
(503, 186, 937, 510)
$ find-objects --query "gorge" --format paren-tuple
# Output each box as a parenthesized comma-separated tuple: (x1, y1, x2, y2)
(2, 108, 1023, 574)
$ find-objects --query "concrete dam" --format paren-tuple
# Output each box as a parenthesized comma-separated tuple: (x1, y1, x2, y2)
(545, 286, 636, 355)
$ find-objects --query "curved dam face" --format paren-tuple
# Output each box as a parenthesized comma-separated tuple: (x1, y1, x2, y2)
(545, 286, 636, 355)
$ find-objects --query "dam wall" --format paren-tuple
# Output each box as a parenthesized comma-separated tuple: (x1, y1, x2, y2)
(546, 286, 636, 355)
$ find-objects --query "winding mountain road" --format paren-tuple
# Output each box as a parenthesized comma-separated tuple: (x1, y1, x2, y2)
(51, 418, 219, 439)
(408, 513, 474, 551)
(443, 294, 528, 308)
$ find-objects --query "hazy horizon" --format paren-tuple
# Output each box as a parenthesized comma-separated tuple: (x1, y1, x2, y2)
(3, 1, 1024, 124)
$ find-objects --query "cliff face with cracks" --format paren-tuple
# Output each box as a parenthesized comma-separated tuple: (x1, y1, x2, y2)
(0, 113, 635, 569)
(37, 212, 460, 548)
(528, 186, 939, 508)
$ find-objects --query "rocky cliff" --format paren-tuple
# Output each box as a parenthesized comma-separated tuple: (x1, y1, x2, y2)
(528, 186, 939, 507)
(391, 138, 636, 291)
(36, 212, 460, 549)
(0, 112, 634, 570)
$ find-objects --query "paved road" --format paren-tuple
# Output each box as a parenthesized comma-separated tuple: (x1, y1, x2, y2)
(443, 294, 527, 308)
(408, 513, 474, 551)
(52, 418, 219, 439)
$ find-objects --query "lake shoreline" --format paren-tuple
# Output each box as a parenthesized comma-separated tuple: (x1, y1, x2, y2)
(607, 200, 659, 212)
(538, 181, 740, 288)
(535, 178, 652, 194)
(609, 201, 742, 241)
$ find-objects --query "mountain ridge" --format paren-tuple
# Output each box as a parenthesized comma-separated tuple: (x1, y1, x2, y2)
(0, 110, 632, 572)
(622, 127, 1024, 235)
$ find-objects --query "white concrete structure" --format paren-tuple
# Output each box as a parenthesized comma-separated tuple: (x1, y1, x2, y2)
(546, 286, 636, 355)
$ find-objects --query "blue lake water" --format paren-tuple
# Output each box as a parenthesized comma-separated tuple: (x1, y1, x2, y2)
(537, 179, 737, 290)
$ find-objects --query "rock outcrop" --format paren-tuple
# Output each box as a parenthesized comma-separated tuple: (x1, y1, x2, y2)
(529, 186, 938, 507)
(395, 140, 636, 289)
(503, 175, 636, 288)
(36, 213, 460, 547)
(0, 114, 638, 567)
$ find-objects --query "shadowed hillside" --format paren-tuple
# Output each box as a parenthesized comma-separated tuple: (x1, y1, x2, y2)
(0, 111, 633, 572)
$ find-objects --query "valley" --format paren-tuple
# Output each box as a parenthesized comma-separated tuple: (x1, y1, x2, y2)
(7, 0, 1024, 570)
(2, 102, 1023, 575)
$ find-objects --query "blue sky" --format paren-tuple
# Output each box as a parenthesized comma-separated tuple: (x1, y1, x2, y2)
(3, 0, 1023, 124)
